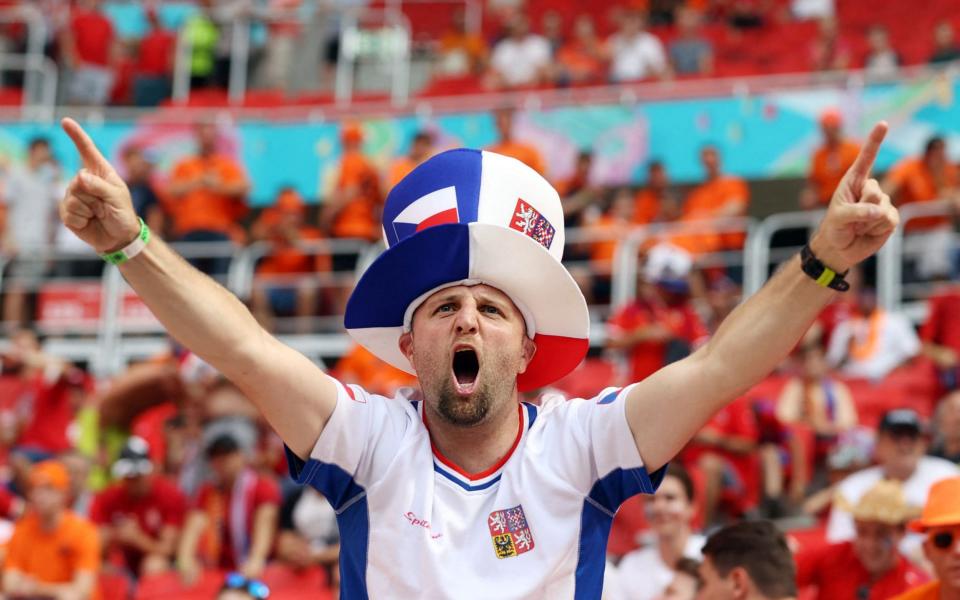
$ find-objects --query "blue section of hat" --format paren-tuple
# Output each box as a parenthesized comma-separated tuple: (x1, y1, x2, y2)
(381, 148, 482, 248)
(344, 224, 471, 329)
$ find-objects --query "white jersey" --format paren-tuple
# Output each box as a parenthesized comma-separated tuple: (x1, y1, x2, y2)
(286, 379, 664, 599)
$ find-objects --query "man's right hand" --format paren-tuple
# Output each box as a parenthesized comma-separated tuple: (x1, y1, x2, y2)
(59, 118, 141, 254)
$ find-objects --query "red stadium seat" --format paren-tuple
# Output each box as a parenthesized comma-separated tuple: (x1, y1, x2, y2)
(99, 571, 132, 600)
(134, 570, 223, 600)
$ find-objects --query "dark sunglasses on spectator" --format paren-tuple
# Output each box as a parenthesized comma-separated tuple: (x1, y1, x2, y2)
(223, 572, 270, 599)
(931, 531, 958, 551)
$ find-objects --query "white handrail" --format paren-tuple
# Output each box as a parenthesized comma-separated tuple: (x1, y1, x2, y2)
(743, 209, 824, 298)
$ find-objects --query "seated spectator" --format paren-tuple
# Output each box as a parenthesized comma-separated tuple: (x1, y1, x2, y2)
(930, 391, 960, 464)
(672, 146, 750, 256)
(386, 130, 436, 190)
(250, 189, 329, 333)
(1, 137, 64, 326)
(486, 106, 546, 175)
(133, 7, 176, 107)
(5, 328, 90, 459)
(586, 188, 636, 282)
(183, 1, 221, 89)
(884, 136, 959, 280)
(797, 479, 928, 600)
(90, 436, 187, 578)
(614, 465, 705, 600)
(177, 433, 280, 582)
(555, 15, 606, 86)
(827, 409, 960, 558)
(61, 0, 117, 106)
(697, 520, 797, 600)
(276, 486, 339, 592)
(437, 8, 488, 77)
(929, 21, 960, 65)
(333, 343, 417, 397)
(319, 123, 383, 242)
(659, 557, 701, 600)
(606, 10, 668, 82)
(864, 25, 900, 78)
(217, 571, 271, 600)
(607, 244, 707, 384)
(776, 344, 858, 440)
(3, 460, 100, 599)
(896, 477, 960, 600)
(825, 287, 920, 381)
(556, 150, 599, 229)
(683, 397, 760, 525)
(802, 110, 861, 209)
(634, 160, 681, 226)
(487, 15, 552, 89)
(810, 16, 851, 72)
(122, 145, 166, 236)
(165, 121, 251, 276)
(541, 11, 564, 55)
(669, 8, 712, 76)
(921, 282, 960, 390)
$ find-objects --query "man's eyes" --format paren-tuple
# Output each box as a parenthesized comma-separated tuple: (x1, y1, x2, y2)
(480, 305, 502, 315)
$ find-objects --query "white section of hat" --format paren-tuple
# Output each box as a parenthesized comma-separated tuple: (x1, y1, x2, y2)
(477, 151, 565, 262)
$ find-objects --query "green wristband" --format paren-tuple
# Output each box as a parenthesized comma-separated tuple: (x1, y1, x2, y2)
(101, 218, 151, 265)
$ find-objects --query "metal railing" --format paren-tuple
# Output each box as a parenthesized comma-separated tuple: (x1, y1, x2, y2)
(335, 9, 412, 106)
(743, 209, 824, 298)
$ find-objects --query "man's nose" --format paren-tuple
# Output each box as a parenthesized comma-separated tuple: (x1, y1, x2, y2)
(454, 303, 479, 334)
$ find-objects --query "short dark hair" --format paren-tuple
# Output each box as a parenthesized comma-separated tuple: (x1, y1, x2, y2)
(206, 434, 242, 458)
(674, 557, 702, 586)
(925, 136, 945, 157)
(702, 521, 797, 598)
(665, 463, 695, 502)
(27, 137, 50, 151)
(412, 130, 434, 144)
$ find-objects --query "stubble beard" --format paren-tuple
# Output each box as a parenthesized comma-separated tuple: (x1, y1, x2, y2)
(435, 378, 493, 427)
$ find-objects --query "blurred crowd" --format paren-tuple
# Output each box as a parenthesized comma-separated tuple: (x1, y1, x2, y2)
(0, 0, 957, 107)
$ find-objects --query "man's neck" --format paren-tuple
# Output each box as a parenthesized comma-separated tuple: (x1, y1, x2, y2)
(940, 581, 960, 600)
(943, 436, 960, 457)
(657, 527, 691, 567)
(39, 510, 63, 531)
(425, 399, 522, 475)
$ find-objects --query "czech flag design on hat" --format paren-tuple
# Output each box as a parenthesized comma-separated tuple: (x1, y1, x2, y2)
(344, 148, 589, 391)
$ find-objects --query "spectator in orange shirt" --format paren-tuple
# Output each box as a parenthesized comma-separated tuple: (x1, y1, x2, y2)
(555, 16, 606, 85)
(672, 145, 750, 256)
(386, 130, 436, 190)
(319, 123, 383, 242)
(3, 460, 100, 599)
(635, 160, 681, 226)
(584, 188, 635, 304)
(437, 8, 488, 77)
(893, 477, 960, 600)
(555, 150, 599, 230)
(802, 110, 861, 209)
(165, 121, 251, 276)
(334, 344, 418, 397)
(883, 136, 959, 279)
(251, 188, 329, 333)
(487, 107, 547, 176)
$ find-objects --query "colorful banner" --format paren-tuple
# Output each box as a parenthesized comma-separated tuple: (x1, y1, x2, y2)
(2, 73, 958, 207)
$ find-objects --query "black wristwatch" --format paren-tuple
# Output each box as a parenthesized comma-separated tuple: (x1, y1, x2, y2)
(800, 244, 850, 292)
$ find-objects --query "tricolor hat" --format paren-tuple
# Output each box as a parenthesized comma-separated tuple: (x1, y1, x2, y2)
(344, 149, 589, 391)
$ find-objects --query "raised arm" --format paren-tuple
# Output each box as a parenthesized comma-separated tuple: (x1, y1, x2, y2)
(58, 119, 336, 459)
(626, 122, 899, 472)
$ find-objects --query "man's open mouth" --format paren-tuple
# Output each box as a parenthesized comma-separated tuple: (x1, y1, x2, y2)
(452, 347, 480, 394)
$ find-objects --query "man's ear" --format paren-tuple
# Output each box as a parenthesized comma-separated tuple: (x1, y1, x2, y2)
(517, 336, 537, 374)
(399, 331, 415, 365)
(729, 567, 751, 600)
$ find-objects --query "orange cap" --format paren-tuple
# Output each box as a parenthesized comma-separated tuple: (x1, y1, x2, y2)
(820, 109, 842, 128)
(29, 460, 70, 493)
(341, 123, 364, 145)
(909, 477, 960, 532)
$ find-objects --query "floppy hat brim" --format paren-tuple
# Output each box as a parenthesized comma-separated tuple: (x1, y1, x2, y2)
(344, 223, 589, 392)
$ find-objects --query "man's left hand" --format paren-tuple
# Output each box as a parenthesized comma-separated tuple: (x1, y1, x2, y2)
(809, 121, 899, 273)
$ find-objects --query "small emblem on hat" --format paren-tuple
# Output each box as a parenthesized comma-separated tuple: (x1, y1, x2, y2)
(510, 199, 555, 250)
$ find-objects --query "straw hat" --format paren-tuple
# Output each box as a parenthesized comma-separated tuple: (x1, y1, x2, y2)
(835, 479, 919, 526)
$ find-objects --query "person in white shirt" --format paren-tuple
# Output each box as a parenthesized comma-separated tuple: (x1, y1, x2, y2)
(826, 287, 920, 381)
(57, 115, 898, 600)
(488, 15, 552, 89)
(606, 10, 668, 82)
(613, 464, 705, 600)
(827, 409, 960, 559)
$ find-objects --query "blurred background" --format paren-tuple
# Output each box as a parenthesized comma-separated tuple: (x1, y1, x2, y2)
(0, 0, 959, 598)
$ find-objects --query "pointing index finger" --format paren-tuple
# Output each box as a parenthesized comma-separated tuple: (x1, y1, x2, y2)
(61, 117, 116, 178)
(847, 121, 888, 188)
